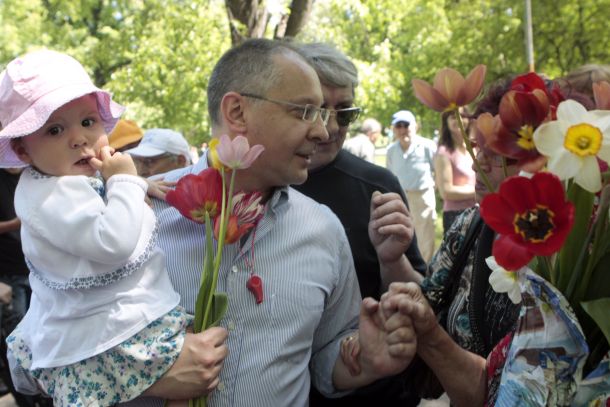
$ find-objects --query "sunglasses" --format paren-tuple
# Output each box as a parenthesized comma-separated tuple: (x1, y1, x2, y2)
(330, 107, 362, 127)
(393, 121, 409, 129)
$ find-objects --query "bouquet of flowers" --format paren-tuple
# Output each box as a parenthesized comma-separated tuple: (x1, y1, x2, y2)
(166, 135, 264, 407)
(413, 67, 610, 405)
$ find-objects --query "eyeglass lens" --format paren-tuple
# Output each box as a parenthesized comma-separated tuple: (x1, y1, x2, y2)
(335, 109, 361, 127)
(303, 105, 330, 125)
(394, 122, 409, 128)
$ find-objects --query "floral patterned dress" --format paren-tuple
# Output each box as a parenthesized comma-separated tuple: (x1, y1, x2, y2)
(421, 207, 521, 401)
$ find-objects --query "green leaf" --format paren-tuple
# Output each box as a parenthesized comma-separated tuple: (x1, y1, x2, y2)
(584, 251, 610, 300)
(559, 182, 594, 291)
(210, 292, 229, 327)
(581, 298, 610, 347)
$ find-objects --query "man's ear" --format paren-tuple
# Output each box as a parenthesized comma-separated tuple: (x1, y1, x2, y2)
(10, 138, 32, 165)
(220, 92, 248, 135)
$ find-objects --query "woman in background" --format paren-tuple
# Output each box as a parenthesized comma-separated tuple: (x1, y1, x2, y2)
(434, 108, 476, 234)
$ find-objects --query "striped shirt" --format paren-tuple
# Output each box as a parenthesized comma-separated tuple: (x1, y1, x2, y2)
(121, 158, 361, 407)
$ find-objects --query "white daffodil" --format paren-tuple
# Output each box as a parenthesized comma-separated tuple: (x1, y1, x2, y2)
(533, 99, 610, 193)
(486, 256, 523, 304)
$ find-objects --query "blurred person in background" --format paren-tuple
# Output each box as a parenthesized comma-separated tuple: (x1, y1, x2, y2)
(126, 128, 191, 177)
(558, 63, 610, 100)
(434, 109, 476, 234)
(386, 110, 437, 262)
(343, 117, 382, 163)
(0, 167, 52, 407)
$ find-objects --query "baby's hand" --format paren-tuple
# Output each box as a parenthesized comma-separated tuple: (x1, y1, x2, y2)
(340, 333, 361, 376)
(90, 146, 137, 180)
(146, 178, 177, 202)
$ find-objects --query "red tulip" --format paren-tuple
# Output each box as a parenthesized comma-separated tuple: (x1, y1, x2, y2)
(166, 168, 223, 224)
(213, 191, 264, 244)
(412, 65, 487, 112)
(215, 215, 255, 244)
(475, 72, 565, 169)
(480, 172, 575, 270)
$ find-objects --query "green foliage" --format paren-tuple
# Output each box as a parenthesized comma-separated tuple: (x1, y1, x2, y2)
(2, 0, 610, 145)
(0, 0, 229, 146)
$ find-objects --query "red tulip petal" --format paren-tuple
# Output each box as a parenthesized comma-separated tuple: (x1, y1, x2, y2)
(531, 172, 565, 208)
(434, 68, 465, 105)
(497, 176, 537, 213)
(412, 79, 449, 112)
(480, 194, 517, 235)
(458, 64, 486, 106)
(511, 72, 547, 93)
(493, 234, 535, 270)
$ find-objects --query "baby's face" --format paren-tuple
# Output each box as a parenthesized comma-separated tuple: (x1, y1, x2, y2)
(13, 94, 109, 177)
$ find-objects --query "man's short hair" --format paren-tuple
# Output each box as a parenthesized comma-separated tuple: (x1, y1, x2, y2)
(361, 118, 381, 134)
(207, 39, 299, 126)
(293, 42, 359, 94)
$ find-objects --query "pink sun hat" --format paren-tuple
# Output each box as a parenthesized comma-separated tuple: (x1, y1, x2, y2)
(0, 49, 125, 168)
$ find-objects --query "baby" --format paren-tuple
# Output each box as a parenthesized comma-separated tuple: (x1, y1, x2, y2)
(0, 49, 197, 406)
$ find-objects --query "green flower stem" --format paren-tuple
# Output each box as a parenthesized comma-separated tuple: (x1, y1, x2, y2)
(574, 188, 610, 303)
(454, 109, 495, 194)
(536, 255, 552, 283)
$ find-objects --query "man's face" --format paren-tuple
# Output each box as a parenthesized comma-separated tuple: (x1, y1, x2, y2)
(242, 52, 329, 191)
(308, 84, 354, 170)
(132, 153, 185, 177)
(393, 121, 416, 148)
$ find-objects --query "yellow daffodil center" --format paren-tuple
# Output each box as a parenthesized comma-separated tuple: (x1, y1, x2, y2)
(516, 124, 535, 150)
(503, 270, 518, 282)
(564, 123, 602, 157)
(513, 204, 555, 243)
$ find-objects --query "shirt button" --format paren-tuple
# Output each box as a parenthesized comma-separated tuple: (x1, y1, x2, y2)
(227, 320, 236, 331)
(217, 381, 225, 391)
(231, 266, 238, 273)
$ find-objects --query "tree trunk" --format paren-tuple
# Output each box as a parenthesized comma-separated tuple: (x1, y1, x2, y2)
(283, 0, 314, 38)
(225, 0, 269, 44)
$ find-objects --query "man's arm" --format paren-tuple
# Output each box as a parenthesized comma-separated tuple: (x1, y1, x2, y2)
(332, 296, 417, 390)
(0, 217, 20, 234)
(384, 282, 487, 407)
(369, 191, 423, 291)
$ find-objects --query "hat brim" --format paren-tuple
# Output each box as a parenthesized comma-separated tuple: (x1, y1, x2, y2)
(126, 144, 167, 158)
(0, 85, 124, 168)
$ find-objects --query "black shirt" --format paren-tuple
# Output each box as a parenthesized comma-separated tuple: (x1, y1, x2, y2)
(0, 169, 28, 276)
(293, 150, 426, 407)
(294, 149, 426, 300)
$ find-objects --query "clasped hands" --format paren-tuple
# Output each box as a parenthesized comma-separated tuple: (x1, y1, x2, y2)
(340, 282, 437, 378)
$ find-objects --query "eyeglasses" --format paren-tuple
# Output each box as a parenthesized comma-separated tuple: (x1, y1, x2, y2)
(393, 121, 410, 129)
(241, 93, 331, 125)
(133, 153, 177, 168)
(330, 107, 362, 127)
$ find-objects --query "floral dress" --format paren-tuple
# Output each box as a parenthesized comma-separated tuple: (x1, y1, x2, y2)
(421, 207, 521, 401)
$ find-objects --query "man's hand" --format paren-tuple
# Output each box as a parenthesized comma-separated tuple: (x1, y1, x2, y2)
(0, 282, 12, 304)
(368, 191, 414, 264)
(89, 146, 138, 180)
(333, 297, 417, 390)
(143, 327, 229, 400)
